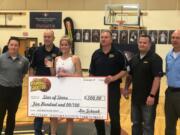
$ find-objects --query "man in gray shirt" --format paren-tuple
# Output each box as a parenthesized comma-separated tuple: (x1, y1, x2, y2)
(0, 37, 29, 135)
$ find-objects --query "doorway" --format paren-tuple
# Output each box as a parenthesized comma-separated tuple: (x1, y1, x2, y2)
(18, 37, 38, 56)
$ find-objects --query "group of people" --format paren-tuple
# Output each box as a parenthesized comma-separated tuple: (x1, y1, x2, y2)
(0, 29, 179, 135)
(29, 30, 82, 135)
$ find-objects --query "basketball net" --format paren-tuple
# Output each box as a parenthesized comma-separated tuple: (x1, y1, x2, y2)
(116, 20, 126, 26)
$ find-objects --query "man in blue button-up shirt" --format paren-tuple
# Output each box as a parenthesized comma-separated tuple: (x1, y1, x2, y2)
(165, 29, 180, 135)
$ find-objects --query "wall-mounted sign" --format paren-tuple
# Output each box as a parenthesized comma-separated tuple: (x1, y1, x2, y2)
(30, 12, 62, 29)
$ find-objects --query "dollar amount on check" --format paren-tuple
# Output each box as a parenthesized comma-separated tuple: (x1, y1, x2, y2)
(28, 77, 108, 120)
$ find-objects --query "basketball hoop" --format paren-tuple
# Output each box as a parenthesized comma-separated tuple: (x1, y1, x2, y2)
(105, 4, 141, 27)
(116, 20, 126, 26)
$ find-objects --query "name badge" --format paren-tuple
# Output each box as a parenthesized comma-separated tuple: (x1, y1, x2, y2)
(109, 54, 114, 58)
(143, 61, 149, 64)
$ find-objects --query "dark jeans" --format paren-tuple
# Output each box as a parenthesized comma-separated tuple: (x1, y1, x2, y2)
(165, 88, 180, 135)
(131, 103, 157, 135)
(34, 117, 44, 135)
(94, 87, 121, 135)
(0, 85, 22, 135)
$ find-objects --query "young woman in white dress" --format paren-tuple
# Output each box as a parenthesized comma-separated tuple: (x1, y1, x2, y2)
(50, 36, 82, 135)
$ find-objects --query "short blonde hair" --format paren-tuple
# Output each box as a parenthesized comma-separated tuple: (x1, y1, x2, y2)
(60, 35, 72, 47)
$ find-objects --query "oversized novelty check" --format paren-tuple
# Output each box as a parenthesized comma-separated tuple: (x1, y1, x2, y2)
(28, 77, 108, 119)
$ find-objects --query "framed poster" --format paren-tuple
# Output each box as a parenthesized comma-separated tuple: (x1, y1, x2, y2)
(83, 29, 91, 42)
(74, 29, 82, 42)
(92, 29, 100, 42)
(148, 30, 158, 44)
(168, 30, 175, 44)
(112, 30, 119, 43)
(158, 30, 168, 44)
(119, 30, 128, 44)
(129, 30, 138, 44)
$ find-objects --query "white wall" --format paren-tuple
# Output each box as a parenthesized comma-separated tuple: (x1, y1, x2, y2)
(0, 10, 180, 70)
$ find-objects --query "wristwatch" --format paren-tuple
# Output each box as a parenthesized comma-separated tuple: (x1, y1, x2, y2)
(149, 94, 155, 98)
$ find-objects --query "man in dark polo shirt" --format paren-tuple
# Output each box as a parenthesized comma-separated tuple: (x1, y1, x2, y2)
(0, 37, 29, 135)
(29, 30, 59, 135)
(124, 35, 163, 135)
(89, 30, 127, 135)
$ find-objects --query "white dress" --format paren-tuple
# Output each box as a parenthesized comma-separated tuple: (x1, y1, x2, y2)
(56, 56, 75, 75)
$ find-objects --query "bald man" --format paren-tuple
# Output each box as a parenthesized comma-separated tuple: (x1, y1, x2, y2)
(165, 29, 180, 135)
(30, 30, 60, 135)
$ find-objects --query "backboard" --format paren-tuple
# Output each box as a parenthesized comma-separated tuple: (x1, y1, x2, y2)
(105, 4, 140, 26)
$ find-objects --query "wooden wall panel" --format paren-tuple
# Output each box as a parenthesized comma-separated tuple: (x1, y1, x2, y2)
(26, 0, 47, 10)
(0, 0, 179, 10)
(84, 0, 108, 10)
(0, 0, 25, 10)
(48, 0, 69, 10)
(69, 0, 84, 10)
(111, 0, 147, 10)
(178, 0, 180, 9)
(147, 0, 177, 10)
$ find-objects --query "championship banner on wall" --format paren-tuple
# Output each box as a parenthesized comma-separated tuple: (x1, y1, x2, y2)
(28, 77, 108, 120)
(30, 12, 62, 29)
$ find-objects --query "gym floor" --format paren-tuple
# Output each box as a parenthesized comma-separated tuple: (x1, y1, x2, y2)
(3, 75, 180, 135)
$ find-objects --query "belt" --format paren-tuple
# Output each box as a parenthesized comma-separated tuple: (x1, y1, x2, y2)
(168, 87, 180, 92)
